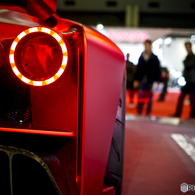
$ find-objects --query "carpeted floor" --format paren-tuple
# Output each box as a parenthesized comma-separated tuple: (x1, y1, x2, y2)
(122, 119, 195, 195)
(126, 91, 191, 119)
(123, 90, 195, 195)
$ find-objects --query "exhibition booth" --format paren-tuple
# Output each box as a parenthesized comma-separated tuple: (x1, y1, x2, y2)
(96, 27, 195, 89)
(95, 27, 195, 118)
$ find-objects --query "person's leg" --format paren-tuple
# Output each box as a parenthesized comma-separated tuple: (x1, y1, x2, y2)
(170, 84, 188, 117)
(146, 83, 153, 115)
(129, 83, 134, 104)
(158, 83, 167, 101)
(146, 91, 153, 115)
(137, 90, 145, 114)
(189, 83, 195, 118)
(189, 93, 195, 118)
(137, 82, 145, 115)
(174, 92, 187, 117)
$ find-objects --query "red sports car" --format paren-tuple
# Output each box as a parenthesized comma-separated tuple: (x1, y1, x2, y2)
(0, 1, 126, 194)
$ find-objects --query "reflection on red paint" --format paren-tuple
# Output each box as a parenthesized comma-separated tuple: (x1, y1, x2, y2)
(0, 127, 74, 137)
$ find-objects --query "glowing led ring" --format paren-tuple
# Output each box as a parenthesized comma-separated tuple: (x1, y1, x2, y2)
(9, 27, 68, 86)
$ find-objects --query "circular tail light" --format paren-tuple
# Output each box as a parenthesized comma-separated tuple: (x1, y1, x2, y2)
(9, 27, 68, 86)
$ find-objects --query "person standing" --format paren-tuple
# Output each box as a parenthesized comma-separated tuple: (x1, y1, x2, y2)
(134, 40, 161, 116)
(170, 42, 195, 120)
(126, 53, 136, 108)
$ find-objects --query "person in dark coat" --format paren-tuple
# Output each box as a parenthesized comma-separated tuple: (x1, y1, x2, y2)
(134, 40, 161, 116)
(126, 53, 136, 108)
(170, 42, 195, 120)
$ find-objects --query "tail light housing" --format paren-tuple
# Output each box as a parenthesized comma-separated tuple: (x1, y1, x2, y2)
(9, 27, 69, 86)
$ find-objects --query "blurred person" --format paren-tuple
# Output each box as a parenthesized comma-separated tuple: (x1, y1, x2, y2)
(134, 40, 161, 116)
(126, 53, 136, 108)
(170, 41, 195, 120)
(157, 67, 170, 101)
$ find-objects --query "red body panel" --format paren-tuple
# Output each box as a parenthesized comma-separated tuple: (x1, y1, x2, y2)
(81, 26, 124, 195)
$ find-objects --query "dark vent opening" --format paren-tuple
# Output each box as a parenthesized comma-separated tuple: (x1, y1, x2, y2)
(0, 151, 10, 195)
(106, 1, 117, 7)
(148, 2, 160, 8)
(0, 63, 31, 123)
(64, 0, 75, 6)
(12, 154, 59, 195)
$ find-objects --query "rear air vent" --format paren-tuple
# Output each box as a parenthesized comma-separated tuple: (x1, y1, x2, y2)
(0, 151, 10, 195)
(0, 146, 62, 195)
(0, 63, 31, 123)
(12, 154, 60, 195)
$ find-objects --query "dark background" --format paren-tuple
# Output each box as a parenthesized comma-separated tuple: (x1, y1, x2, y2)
(56, 0, 195, 28)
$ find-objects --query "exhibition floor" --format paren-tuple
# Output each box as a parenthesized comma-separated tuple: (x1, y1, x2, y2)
(122, 119, 195, 195)
(122, 91, 195, 195)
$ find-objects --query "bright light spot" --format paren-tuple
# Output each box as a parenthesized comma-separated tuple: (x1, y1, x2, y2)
(52, 33, 61, 42)
(18, 31, 26, 40)
(62, 56, 68, 65)
(9, 54, 15, 63)
(178, 76, 186, 86)
(46, 77, 55, 84)
(41, 27, 50, 34)
(170, 69, 182, 78)
(60, 43, 67, 53)
(96, 23, 104, 30)
(56, 68, 64, 77)
(164, 37, 172, 45)
(11, 42, 17, 51)
(21, 76, 30, 84)
(13, 67, 20, 76)
(190, 35, 195, 43)
(152, 38, 163, 49)
(33, 81, 43, 86)
(29, 27, 38, 33)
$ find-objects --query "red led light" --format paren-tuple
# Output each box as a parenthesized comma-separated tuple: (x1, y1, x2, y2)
(9, 27, 68, 86)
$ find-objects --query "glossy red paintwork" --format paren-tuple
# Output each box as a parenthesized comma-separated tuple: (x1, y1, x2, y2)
(0, 1, 125, 194)
(80, 26, 125, 195)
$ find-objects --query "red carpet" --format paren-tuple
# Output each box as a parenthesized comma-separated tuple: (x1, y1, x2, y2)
(126, 90, 191, 119)
(122, 120, 195, 195)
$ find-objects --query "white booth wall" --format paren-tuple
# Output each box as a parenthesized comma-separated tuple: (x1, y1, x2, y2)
(97, 27, 195, 73)
(117, 38, 193, 73)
